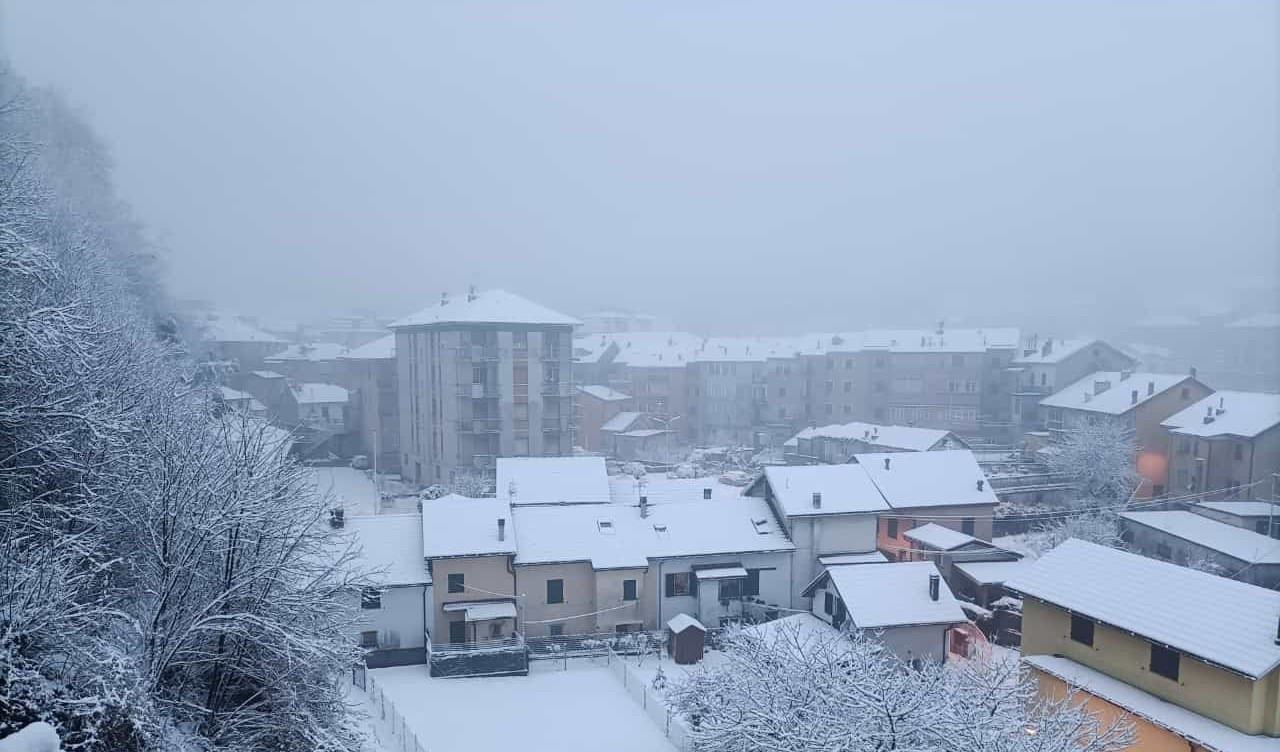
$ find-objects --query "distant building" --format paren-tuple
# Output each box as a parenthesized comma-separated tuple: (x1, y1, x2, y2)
(195, 313, 289, 372)
(290, 382, 349, 431)
(784, 421, 969, 464)
(1191, 500, 1280, 537)
(577, 310, 656, 335)
(341, 514, 431, 668)
(1008, 337, 1136, 436)
(574, 385, 632, 452)
(1119, 510, 1280, 589)
(1008, 539, 1280, 750)
(392, 289, 578, 486)
(264, 342, 351, 386)
(1040, 371, 1212, 497)
(215, 385, 266, 417)
(341, 334, 399, 472)
(1161, 390, 1280, 502)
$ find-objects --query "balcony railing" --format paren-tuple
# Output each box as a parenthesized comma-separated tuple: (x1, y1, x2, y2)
(460, 383, 499, 398)
(454, 345, 500, 361)
(542, 417, 564, 431)
(457, 418, 502, 433)
(541, 382, 569, 397)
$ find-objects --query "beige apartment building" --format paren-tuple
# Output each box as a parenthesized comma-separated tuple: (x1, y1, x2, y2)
(1162, 390, 1280, 501)
(392, 289, 577, 486)
(1008, 539, 1280, 751)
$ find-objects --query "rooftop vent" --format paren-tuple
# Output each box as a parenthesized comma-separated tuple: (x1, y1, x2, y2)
(812, 492, 822, 509)
(639, 496, 649, 518)
(928, 573, 940, 601)
(1148, 380, 1155, 396)
(1131, 389, 1139, 405)
(1216, 396, 1225, 416)
(467, 285, 478, 302)
(440, 291, 449, 306)
(1120, 370, 1132, 381)
(328, 508, 345, 529)
(1190, 366, 1198, 379)
(884, 457, 891, 470)
(976, 479, 984, 492)
(598, 518, 616, 532)
(1093, 379, 1111, 395)
(1203, 406, 1215, 425)
(703, 488, 712, 500)
(497, 517, 506, 541)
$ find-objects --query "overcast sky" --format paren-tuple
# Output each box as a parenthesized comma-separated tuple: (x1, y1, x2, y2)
(3, 1, 1276, 333)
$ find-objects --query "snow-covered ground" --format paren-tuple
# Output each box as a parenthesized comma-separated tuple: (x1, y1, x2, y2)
(309, 467, 419, 515)
(366, 661, 676, 752)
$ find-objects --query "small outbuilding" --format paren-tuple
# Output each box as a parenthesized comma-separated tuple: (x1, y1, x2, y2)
(666, 613, 707, 665)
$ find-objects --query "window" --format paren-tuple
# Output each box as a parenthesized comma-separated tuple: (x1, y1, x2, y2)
(1155, 542, 1172, 560)
(472, 365, 485, 384)
(823, 592, 834, 615)
(778, 386, 787, 397)
(824, 380, 834, 393)
(843, 381, 852, 393)
(744, 569, 760, 597)
(449, 620, 466, 643)
(447, 573, 464, 594)
(623, 579, 637, 601)
(361, 587, 382, 610)
(546, 579, 564, 604)
(489, 622, 503, 638)
(874, 356, 886, 368)
(548, 624, 563, 637)
(360, 630, 379, 648)
(961, 517, 975, 536)
(513, 331, 527, 349)
(1040, 373, 1047, 386)
(719, 578, 742, 600)
(1070, 614, 1094, 646)
(843, 404, 852, 415)
(1150, 644, 1180, 681)
(874, 381, 886, 393)
(1180, 387, 1190, 400)
(664, 572, 694, 597)
(320, 405, 331, 419)
(887, 518, 899, 538)
(1234, 443, 1244, 461)
(777, 407, 787, 420)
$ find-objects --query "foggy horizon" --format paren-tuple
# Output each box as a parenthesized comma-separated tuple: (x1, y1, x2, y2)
(4, 1, 1277, 335)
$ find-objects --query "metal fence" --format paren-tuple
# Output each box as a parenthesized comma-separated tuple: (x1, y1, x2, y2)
(604, 646, 693, 752)
(526, 630, 665, 661)
(364, 672, 429, 752)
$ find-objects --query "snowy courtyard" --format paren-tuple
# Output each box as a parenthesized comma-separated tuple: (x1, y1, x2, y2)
(362, 660, 677, 752)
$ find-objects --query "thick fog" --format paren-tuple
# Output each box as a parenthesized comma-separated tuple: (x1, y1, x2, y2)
(4, 1, 1276, 333)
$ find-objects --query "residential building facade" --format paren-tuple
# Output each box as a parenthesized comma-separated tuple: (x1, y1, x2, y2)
(341, 334, 399, 472)
(1162, 390, 1280, 501)
(1008, 337, 1137, 435)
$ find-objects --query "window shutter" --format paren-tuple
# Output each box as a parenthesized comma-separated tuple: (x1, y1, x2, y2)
(664, 573, 675, 597)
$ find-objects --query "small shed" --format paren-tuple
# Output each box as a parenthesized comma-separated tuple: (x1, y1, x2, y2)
(666, 613, 707, 665)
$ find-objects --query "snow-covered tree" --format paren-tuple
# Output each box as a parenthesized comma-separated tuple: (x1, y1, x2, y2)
(1025, 508, 1128, 557)
(1043, 420, 1141, 503)
(666, 621, 1134, 752)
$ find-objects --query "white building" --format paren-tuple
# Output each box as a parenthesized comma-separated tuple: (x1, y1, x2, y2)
(345, 513, 432, 667)
(291, 382, 349, 431)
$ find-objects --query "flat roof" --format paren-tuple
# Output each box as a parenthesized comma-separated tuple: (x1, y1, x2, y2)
(391, 289, 579, 328)
(854, 450, 999, 510)
(496, 456, 611, 506)
(420, 495, 516, 559)
(758, 465, 890, 517)
(1121, 511, 1280, 564)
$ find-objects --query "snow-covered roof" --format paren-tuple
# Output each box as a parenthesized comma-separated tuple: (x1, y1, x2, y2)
(667, 613, 706, 633)
(1120, 511, 1280, 565)
(420, 495, 516, 559)
(1137, 313, 1199, 328)
(346, 514, 429, 586)
(758, 465, 890, 518)
(608, 474, 745, 505)
(1225, 312, 1280, 329)
(1005, 539, 1280, 678)
(609, 331, 704, 368)
(789, 421, 962, 452)
(496, 456, 611, 505)
(854, 450, 998, 510)
(858, 327, 1021, 353)
(620, 429, 669, 438)
(250, 370, 286, 379)
(903, 522, 979, 551)
(1162, 391, 1280, 439)
(576, 384, 631, 402)
(1011, 338, 1096, 365)
(199, 313, 288, 344)
(341, 334, 395, 360)
(214, 415, 294, 454)
(818, 551, 888, 566)
(826, 562, 967, 628)
(952, 559, 1036, 586)
(266, 342, 350, 362)
(600, 412, 644, 433)
(694, 565, 748, 579)
(1039, 371, 1192, 415)
(1194, 501, 1280, 519)
(217, 386, 266, 411)
(1025, 655, 1278, 752)
(743, 612, 848, 652)
(691, 336, 804, 363)
(292, 382, 349, 405)
(391, 289, 579, 328)
(512, 496, 793, 569)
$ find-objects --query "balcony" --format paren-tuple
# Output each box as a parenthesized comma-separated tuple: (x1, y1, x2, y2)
(541, 382, 569, 397)
(456, 345, 500, 361)
(457, 418, 502, 433)
(460, 382, 499, 399)
(541, 417, 564, 431)
(540, 348, 566, 362)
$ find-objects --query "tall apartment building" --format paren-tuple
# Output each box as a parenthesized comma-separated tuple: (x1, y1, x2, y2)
(1008, 337, 1136, 436)
(341, 334, 400, 473)
(392, 290, 577, 486)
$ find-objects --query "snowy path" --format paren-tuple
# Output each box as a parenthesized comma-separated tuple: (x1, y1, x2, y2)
(369, 661, 676, 752)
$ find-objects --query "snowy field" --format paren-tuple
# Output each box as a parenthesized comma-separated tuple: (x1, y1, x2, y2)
(365, 661, 677, 752)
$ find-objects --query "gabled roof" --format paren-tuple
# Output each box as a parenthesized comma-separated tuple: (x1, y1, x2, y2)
(250, 370, 286, 379)
(818, 551, 888, 566)
(952, 559, 1036, 586)
(345, 514, 430, 586)
(576, 384, 631, 402)
(903, 522, 980, 551)
(789, 421, 966, 452)
(512, 496, 793, 570)
(266, 342, 350, 362)
(667, 613, 705, 633)
(1162, 391, 1280, 439)
(600, 412, 644, 433)
(1194, 501, 1280, 519)
(199, 313, 288, 344)
(755, 465, 890, 518)
(820, 562, 966, 628)
(292, 382, 349, 405)
(1120, 511, 1280, 565)
(1005, 539, 1280, 679)
(495, 457, 611, 505)
(1039, 371, 1195, 416)
(391, 289, 579, 328)
(854, 450, 997, 510)
(608, 474, 744, 505)
(420, 495, 516, 559)
(1012, 338, 1100, 365)
(341, 334, 395, 360)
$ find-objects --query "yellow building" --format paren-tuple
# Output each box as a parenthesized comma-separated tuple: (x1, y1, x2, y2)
(1007, 539, 1280, 752)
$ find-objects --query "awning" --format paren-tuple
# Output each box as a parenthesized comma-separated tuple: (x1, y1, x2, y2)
(694, 566, 748, 580)
(442, 600, 518, 622)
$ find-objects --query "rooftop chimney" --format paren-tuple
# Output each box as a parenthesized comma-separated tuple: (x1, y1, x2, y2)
(1147, 380, 1155, 396)
(1203, 406, 1215, 425)
(1093, 379, 1111, 395)
(328, 508, 345, 529)
(497, 517, 506, 541)
(1131, 389, 1139, 405)
(1120, 370, 1132, 381)
(639, 495, 649, 518)
(928, 573, 940, 601)
(812, 492, 822, 509)
(1274, 613, 1280, 646)
(440, 291, 449, 306)
(1190, 366, 1198, 379)
(976, 479, 985, 492)
(1216, 397, 1225, 416)
(1042, 340, 1052, 357)
(884, 457, 891, 471)
(703, 488, 712, 500)
(467, 284, 477, 302)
